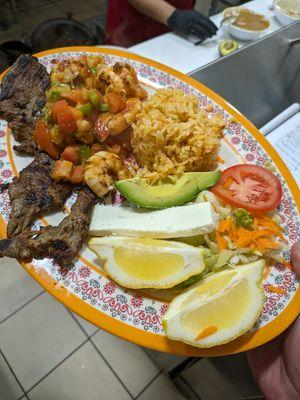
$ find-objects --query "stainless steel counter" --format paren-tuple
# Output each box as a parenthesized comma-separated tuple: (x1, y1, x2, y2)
(190, 21, 300, 128)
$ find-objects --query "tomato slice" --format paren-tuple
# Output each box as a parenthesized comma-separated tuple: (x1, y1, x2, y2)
(211, 164, 282, 212)
(57, 112, 77, 135)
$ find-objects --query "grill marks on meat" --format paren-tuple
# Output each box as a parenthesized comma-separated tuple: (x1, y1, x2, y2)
(0, 187, 96, 267)
(0, 54, 50, 154)
(0, 55, 96, 268)
(7, 152, 73, 238)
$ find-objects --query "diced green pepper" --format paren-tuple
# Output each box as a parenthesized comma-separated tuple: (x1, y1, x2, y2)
(80, 103, 93, 116)
(233, 208, 254, 229)
(80, 145, 91, 162)
(90, 66, 97, 74)
(99, 103, 109, 112)
(49, 90, 62, 102)
(88, 90, 101, 109)
(51, 82, 69, 87)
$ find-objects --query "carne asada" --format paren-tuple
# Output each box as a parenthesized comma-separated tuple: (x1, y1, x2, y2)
(7, 152, 73, 238)
(0, 54, 50, 154)
(0, 187, 96, 267)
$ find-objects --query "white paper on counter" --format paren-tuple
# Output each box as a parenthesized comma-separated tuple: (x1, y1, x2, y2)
(260, 104, 300, 135)
(267, 112, 300, 185)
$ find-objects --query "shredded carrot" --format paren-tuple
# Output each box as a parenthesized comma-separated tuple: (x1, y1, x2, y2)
(255, 238, 280, 253)
(216, 232, 228, 250)
(196, 326, 218, 340)
(267, 285, 286, 295)
(252, 229, 280, 240)
(218, 218, 232, 233)
(216, 213, 283, 253)
(217, 155, 225, 164)
(263, 266, 271, 279)
(255, 216, 284, 234)
(279, 259, 293, 270)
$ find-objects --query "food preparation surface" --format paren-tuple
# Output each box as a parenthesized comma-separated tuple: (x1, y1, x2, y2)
(129, 0, 281, 74)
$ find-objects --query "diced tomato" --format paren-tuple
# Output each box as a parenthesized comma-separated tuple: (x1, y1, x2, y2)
(211, 164, 282, 212)
(105, 93, 126, 114)
(51, 159, 73, 181)
(57, 112, 77, 134)
(34, 120, 59, 159)
(61, 146, 79, 164)
(51, 100, 69, 123)
(70, 165, 84, 184)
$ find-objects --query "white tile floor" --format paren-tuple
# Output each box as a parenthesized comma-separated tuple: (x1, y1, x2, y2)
(0, 260, 186, 400)
(0, 258, 263, 400)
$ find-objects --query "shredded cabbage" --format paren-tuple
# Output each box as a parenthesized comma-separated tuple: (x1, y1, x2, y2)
(196, 190, 231, 219)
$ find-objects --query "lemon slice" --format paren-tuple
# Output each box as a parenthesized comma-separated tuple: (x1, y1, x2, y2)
(163, 260, 265, 348)
(88, 237, 206, 289)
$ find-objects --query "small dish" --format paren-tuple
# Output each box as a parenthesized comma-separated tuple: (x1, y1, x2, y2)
(274, 0, 300, 25)
(224, 7, 270, 41)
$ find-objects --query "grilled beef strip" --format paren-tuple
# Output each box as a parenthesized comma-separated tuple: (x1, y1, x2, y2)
(0, 54, 50, 154)
(0, 187, 96, 267)
(7, 152, 73, 238)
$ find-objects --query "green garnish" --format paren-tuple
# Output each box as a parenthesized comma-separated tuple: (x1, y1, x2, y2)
(90, 66, 97, 74)
(100, 103, 109, 112)
(233, 208, 254, 229)
(80, 103, 93, 116)
(49, 90, 61, 102)
(80, 145, 91, 162)
(88, 89, 101, 109)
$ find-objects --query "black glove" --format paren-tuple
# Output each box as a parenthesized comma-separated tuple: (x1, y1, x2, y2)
(167, 10, 218, 41)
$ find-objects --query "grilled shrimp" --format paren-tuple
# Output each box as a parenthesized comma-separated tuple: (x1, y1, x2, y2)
(84, 151, 131, 197)
(94, 98, 142, 142)
(97, 63, 147, 100)
(113, 62, 148, 100)
(97, 67, 126, 96)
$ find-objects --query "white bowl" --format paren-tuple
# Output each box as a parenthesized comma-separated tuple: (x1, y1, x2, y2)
(223, 7, 270, 41)
(274, 2, 300, 25)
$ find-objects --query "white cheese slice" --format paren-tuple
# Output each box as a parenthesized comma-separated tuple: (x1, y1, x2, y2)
(89, 202, 217, 239)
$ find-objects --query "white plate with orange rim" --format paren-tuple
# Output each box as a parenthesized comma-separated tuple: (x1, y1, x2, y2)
(0, 46, 299, 356)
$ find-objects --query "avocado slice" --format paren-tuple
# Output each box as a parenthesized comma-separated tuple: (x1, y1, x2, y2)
(115, 171, 220, 209)
(219, 40, 238, 56)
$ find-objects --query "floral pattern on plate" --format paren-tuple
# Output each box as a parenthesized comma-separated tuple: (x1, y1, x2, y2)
(0, 50, 299, 352)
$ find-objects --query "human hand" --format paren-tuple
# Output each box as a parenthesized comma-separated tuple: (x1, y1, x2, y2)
(167, 10, 218, 42)
(247, 241, 300, 400)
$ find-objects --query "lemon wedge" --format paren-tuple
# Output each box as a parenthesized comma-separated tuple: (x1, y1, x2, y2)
(88, 237, 206, 289)
(163, 260, 265, 348)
